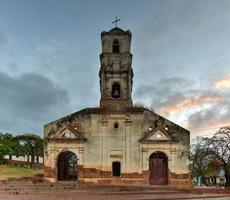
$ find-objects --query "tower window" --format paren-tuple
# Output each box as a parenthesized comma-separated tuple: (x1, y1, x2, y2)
(112, 82, 120, 98)
(114, 122, 119, 128)
(112, 161, 121, 177)
(112, 40, 120, 53)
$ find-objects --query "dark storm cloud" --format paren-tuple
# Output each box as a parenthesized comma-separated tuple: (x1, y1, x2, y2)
(188, 103, 230, 129)
(188, 109, 215, 129)
(134, 77, 221, 108)
(0, 71, 69, 122)
(134, 77, 193, 108)
(187, 93, 230, 130)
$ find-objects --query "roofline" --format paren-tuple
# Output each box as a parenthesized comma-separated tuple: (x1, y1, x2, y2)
(101, 27, 132, 38)
(44, 107, 190, 133)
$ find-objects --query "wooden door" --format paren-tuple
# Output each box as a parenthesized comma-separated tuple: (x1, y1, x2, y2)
(149, 152, 168, 185)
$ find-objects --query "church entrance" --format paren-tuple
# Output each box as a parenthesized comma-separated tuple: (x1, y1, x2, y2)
(149, 152, 168, 185)
(57, 151, 78, 181)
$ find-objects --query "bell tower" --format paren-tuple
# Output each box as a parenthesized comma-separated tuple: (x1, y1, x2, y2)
(99, 27, 133, 110)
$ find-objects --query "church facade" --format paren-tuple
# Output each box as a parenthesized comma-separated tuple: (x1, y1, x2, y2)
(44, 27, 191, 188)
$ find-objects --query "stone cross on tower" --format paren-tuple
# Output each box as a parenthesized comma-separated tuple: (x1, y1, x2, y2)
(112, 16, 120, 28)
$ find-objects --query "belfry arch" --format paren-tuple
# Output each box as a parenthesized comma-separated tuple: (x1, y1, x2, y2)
(57, 151, 78, 181)
(112, 82, 121, 98)
(112, 39, 120, 53)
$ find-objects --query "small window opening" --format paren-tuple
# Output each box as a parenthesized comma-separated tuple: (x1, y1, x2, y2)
(112, 161, 121, 177)
(114, 122, 119, 128)
(112, 82, 120, 98)
(112, 40, 120, 53)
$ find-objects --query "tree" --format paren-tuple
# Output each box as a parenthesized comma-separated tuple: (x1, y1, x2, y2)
(0, 143, 11, 163)
(0, 133, 14, 160)
(190, 137, 213, 182)
(15, 133, 43, 167)
(205, 159, 222, 177)
(0, 133, 19, 163)
(205, 127, 230, 187)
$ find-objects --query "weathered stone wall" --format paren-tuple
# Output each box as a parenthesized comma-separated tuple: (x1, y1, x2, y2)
(44, 109, 191, 188)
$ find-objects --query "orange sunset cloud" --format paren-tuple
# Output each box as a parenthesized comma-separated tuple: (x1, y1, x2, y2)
(160, 95, 221, 115)
(215, 75, 230, 89)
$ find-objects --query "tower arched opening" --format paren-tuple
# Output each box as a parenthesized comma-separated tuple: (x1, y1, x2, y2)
(112, 39, 120, 53)
(112, 82, 121, 98)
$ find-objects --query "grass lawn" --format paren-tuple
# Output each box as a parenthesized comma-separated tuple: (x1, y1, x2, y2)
(0, 164, 43, 180)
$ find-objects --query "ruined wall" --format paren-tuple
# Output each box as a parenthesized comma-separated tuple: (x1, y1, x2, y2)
(44, 109, 191, 187)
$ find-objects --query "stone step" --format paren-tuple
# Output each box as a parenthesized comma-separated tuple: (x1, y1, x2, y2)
(0, 185, 180, 191)
(0, 187, 78, 192)
(0, 181, 188, 195)
(0, 188, 185, 195)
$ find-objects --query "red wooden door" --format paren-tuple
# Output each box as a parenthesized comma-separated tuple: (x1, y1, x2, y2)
(149, 152, 168, 185)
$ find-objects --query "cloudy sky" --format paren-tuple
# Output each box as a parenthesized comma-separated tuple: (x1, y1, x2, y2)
(0, 0, 229, 138)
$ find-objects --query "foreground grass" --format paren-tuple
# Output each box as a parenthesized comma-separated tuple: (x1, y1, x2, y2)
(0, 164, 43, 180)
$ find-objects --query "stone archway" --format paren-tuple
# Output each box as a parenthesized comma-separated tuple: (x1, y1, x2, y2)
(57, 151, 78, 181)
(149, 151, 168, 185)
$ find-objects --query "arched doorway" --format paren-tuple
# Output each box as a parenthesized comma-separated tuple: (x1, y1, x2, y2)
(149, 151, 168, 185)
(57, 151, 78, 181)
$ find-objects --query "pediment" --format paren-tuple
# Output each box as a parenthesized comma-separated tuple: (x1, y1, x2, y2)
(140, 128, 173, 143)
(52, 125, 87, 142)
(147, 130, 171, 141)
(56, 127, 76, 139)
